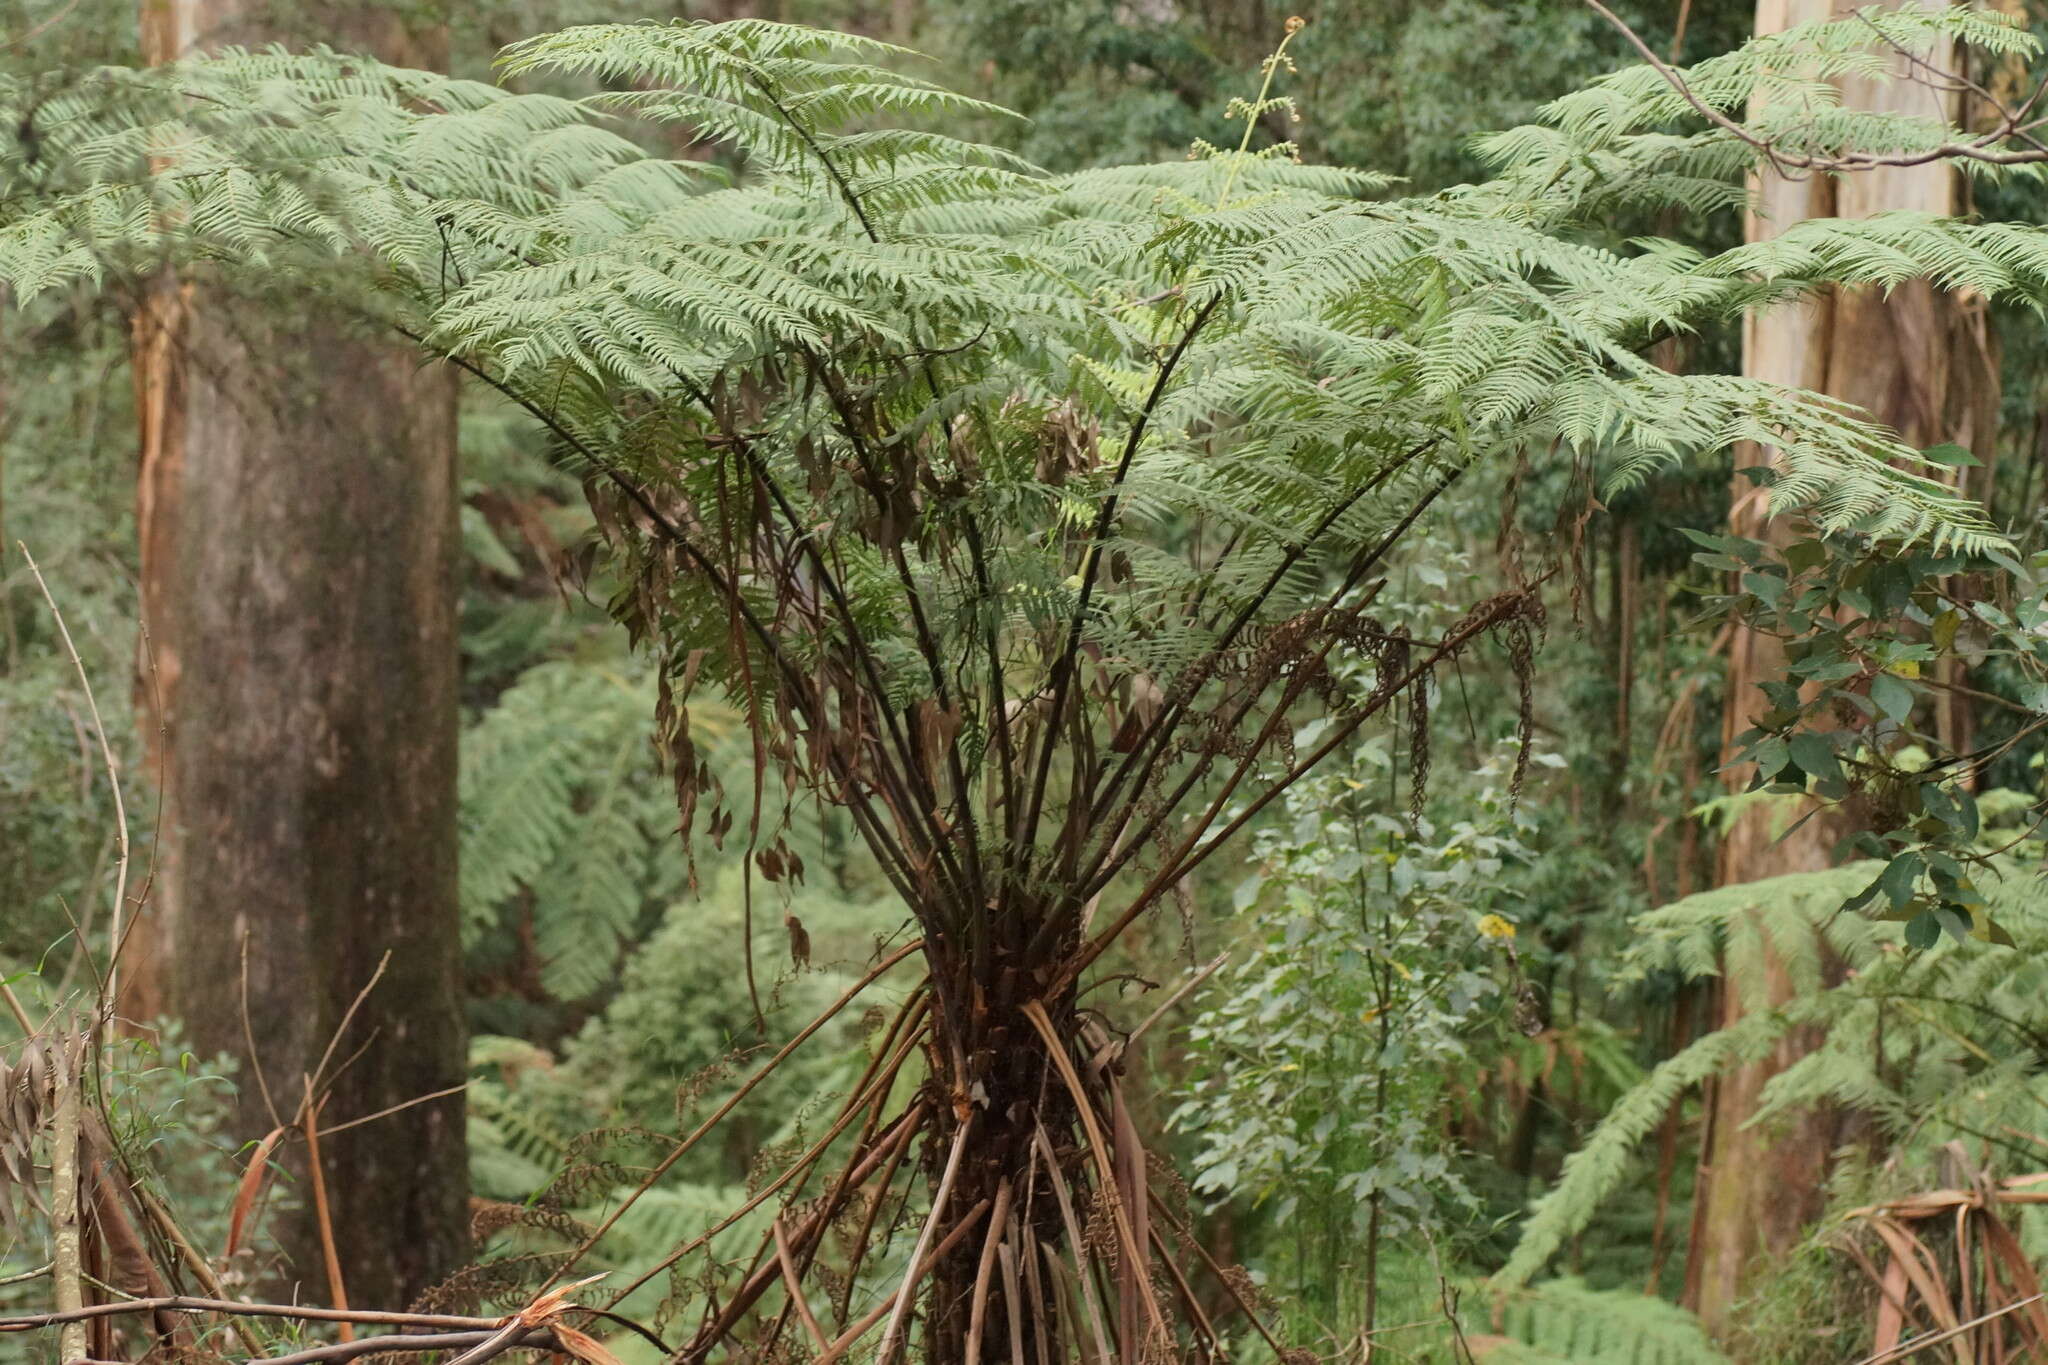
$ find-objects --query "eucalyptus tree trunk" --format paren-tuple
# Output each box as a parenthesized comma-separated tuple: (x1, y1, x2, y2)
(126, 0, 468, 1311)
(1684, 0, 2001, 1336)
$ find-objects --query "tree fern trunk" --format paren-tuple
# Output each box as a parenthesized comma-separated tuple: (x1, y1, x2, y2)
(125, 0, 468, 1311)
(918, 931, 1075, 1363)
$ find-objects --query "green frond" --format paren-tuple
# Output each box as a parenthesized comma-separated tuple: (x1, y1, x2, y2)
(1482, 1279, 1730, 1364)
(1500, 861, 2048, 1290)
(1492, 1011, 1791, 1291)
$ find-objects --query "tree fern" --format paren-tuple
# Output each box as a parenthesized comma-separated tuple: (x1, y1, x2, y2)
(1480, 1278, 1731, 1365)
(460, 654, 736, 1001)
(12, 12, 2048, 1354)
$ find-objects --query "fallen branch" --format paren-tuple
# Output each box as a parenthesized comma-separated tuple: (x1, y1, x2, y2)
(251, 1327, 554, 1365)
(3, 1296, 514, 1332)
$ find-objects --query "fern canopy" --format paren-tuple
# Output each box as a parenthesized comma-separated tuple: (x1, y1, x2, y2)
(5, 20, 2039, 896)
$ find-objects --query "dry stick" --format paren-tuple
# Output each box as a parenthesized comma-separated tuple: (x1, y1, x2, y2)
(0, 1299, 516, 1334)
(1106, 1076, 1151, 1363)
(1146, 1223, 1220, 1364)
(876, 1115, 974, 1365)
(252, 1327, 553, 1365)
(299, 1084, 351, 1340)
(316, 1082, 468, 1138)
(441, 1316, 536, 1365)
(0, 978, 33, 1033)
(124, 617, 168, 1003)
(554, 937, 921, 1299)
(84, 1178, 188, 1365)
(1019, 1219, 1053, 1365)
(238, 937, 284, 1131)
(306, 954, 390, 1101)
(120, 1185, 261, 1355)
(813, 1198, 992, 1365)
(1119, 952, 1228, 1058)
(1147, 1190, 1289, 1359)
(51, 1029, 87, 1365)
(20, 546, 129, 1015)
(818, 983, 929, 1150)
(752, 1003, 932, 1361)
(1038, 1241, 1099, 1365)
(1, 1299, 667, 1359)
(1019, 1001, 1169, 1346)
(773, 1220, 830, 1353)
(964, 1177, 1015, 1365)
(693, 1101, 933, 1363)
(996, 1233, 1027, 1365)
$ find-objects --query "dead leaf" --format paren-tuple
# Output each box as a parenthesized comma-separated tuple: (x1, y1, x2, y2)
(551, 1325, 624, 1365)
(226, 1126, 287, 1258)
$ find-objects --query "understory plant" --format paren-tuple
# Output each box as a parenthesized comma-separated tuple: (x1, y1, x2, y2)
(8, 6, 2048, 1359)
(1175, 725, 1533, 1333)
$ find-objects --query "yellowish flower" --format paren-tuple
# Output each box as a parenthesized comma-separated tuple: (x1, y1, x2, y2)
(1477, 913, 1517, 941)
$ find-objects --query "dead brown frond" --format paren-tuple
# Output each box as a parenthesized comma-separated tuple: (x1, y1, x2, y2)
(1839, 1160, 2048, 1364)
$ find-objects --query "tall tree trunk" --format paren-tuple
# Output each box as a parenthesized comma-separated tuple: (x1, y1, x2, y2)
(126, 0, 468, 1311)
(1683, 0, 2000, 1338)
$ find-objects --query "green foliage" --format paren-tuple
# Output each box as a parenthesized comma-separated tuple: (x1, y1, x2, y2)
(552, 865, 898, 1149)
(1527, 3, 2043, 172)
(1480, 1278, 1730, 1364)
(464, 862, 913, 1298)
(0, 296, 141, 962)
(0, 1016, 240, 1318)
(1690, 524, 2048, 943)
(461, 651, 739, 1003)
(1174, 731, 1530, 1307)
(938, 0, 1753, 184)
(1, 15, 2035, 619)
(12, 7, 2048, 1358)
(1498, 852, 2048, 1291)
